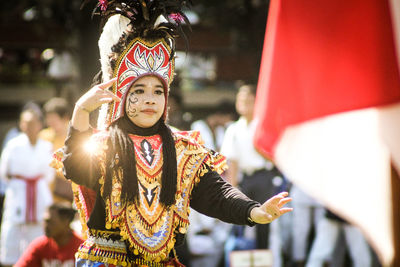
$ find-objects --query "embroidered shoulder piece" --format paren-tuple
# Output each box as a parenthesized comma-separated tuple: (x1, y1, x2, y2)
(173, 130, 228, 177)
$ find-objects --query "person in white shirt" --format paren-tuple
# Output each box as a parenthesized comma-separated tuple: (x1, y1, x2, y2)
(188, 101, 236, 267)
(0, 105, 54, 266)
(221, 84, 282, 250)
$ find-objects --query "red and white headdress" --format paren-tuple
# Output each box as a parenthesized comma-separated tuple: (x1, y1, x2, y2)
(108, 37, 175, 124)
(89, 0, 189, 129)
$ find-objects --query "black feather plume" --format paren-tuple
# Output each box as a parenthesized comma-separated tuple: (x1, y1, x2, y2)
(82, 0, 191, 43)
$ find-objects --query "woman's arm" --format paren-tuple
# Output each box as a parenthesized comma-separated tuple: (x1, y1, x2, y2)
(63, 78, 120, 189)
(190, 170, 259, 225)
(190, 170, 292, 225)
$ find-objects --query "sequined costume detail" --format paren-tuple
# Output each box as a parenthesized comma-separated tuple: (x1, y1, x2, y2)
(68, 130, 227, 265)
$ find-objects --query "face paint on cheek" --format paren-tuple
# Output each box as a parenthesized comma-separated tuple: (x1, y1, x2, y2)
(126, 94, 139, 118)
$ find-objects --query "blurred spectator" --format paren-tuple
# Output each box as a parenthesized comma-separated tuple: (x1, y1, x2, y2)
(306, 209, 372, 267)
(15, 202, 83, 267)
(187, 209, 230, 267)
(290, 185, 324, 267)
(1, 101, 43, 150)
(191, 100, 236, 151)
(0, 102, 44, 228)
(39, 97, 73, 203)
(268, 178, 292, 267)
(220, 84, 284, 267)
(187, 102, 236, 267)
(0, 104, 54, 266)
(167, 91, 191, 130)
(221, 84, 279, 246)
(40, 97, 71, 150)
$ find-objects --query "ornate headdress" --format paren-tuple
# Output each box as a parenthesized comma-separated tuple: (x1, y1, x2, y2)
(86, 0, 190, 129)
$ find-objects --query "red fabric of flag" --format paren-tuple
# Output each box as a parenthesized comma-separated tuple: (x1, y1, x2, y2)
(254, 0, 400, 158)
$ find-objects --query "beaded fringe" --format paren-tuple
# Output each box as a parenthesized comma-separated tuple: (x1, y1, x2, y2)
(76, 251, 175, 267)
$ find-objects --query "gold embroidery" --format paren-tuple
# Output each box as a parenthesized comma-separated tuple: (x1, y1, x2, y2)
(73, 130, 227, 262)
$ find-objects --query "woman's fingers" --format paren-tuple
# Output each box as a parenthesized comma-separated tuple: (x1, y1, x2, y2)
(98, 77, 117, 90)
(274, 191, 289, 198)
(96, 79, 120, 102)
(278, 197, 292, 207)
(99, 96, 120, 103)
(268, 194, 286, 205)
(103, 89, 121, 102)
(252, 192, 293, 224)
(270, 205, 293, 217)
(98, 97, 114, 103)
(94, 84, 120, 103)
(272, 191, 289, 200)
(279, 207, 293, 215)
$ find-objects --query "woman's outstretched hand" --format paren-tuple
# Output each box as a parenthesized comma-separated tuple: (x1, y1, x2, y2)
(250, 192, 293, 224)
(75, 77, 120, 113)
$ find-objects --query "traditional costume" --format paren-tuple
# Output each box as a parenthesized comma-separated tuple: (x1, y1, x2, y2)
(53, 1, 260, 266)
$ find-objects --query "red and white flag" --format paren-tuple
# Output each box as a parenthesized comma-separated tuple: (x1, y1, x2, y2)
(254, 0, 400, 265)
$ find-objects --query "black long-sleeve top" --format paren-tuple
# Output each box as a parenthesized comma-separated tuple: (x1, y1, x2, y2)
(62, 126, 259, 245)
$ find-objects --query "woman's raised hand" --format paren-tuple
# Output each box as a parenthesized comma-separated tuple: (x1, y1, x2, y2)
(71, 78, 120, 131)
(75, 78, 120, 113)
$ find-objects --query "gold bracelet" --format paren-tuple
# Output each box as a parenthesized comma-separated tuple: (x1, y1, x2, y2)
(76, 104, 91, 113)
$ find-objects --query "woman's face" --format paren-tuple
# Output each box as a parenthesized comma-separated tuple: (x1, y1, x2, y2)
(125, 76, 166, 128)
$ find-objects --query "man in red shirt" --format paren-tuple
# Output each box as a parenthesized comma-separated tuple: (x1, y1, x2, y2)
(15, 203, 83, 267)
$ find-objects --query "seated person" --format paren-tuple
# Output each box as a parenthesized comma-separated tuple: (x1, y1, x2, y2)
(15, 203, 83, 267)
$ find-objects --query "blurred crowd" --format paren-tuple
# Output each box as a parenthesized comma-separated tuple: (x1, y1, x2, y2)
(0, 85, 380, 267)
(0, 97, 82, 266)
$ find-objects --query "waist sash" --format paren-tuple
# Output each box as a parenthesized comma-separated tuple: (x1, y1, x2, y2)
(14, 174, 42, 223)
